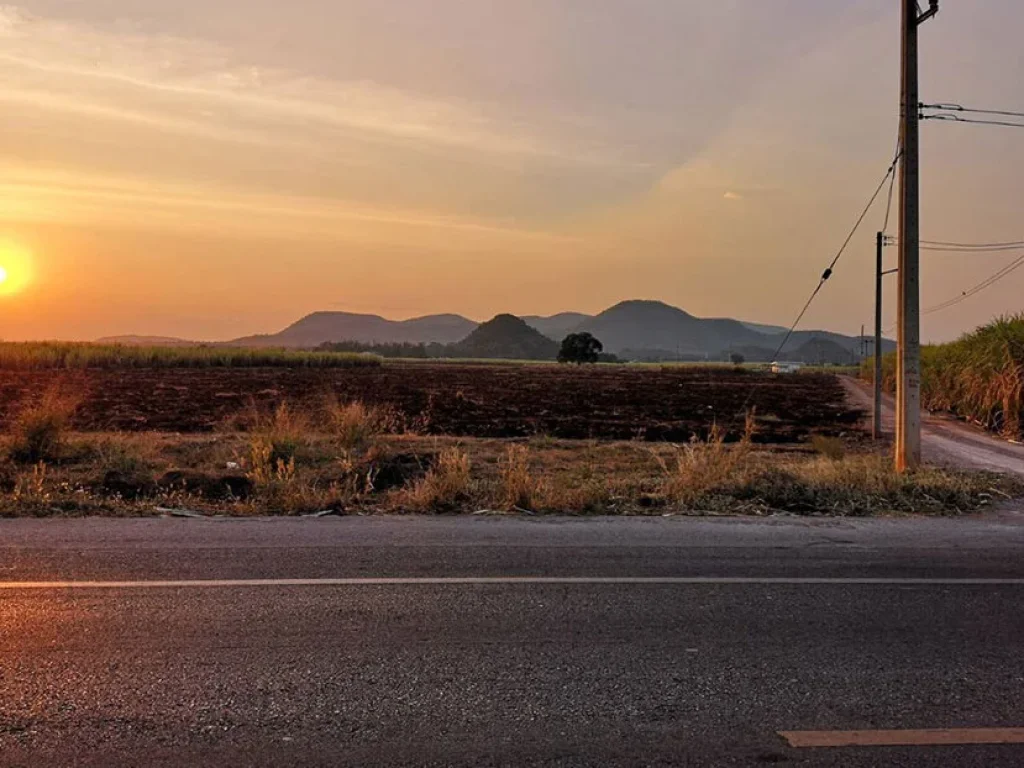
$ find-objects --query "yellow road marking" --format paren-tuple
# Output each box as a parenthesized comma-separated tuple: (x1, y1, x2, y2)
(780, 728, 1024, 748)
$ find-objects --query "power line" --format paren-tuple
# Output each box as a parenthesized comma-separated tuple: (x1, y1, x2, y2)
(922, 239, 1024, 248)
(923, 253, 1024, 315)
(881, 140, 901, 235)
(769, 151, 902, 361)
(726, 148, 902, 435)
(921, 102, 1024, 120)
(921, 244, 1024, 253)
(885, 238, 1024, 252)
(922, 114, 1024, 130)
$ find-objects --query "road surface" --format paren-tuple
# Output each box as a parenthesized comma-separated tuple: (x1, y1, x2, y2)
(841, 377, 1024, 476)
(2, 515, 1024, 766)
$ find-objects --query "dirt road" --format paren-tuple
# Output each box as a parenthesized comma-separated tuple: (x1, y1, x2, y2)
(841, 377, 1024, 477)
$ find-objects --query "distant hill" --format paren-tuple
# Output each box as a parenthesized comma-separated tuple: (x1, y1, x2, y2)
(577, 300, 768, 358)
(788, 338, 860, 365)
(522, 312, 591, 341)
(763, 330, 895, 361)
(228, 312, 477, 348)
(448, 315, 559, 360)
(739, 321, 789, 336)
(100, 300, 893, 365)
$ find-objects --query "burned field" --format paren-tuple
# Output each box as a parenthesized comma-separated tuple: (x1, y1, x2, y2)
(1, 362, 1015, 519)
(0, 363, 861, 443)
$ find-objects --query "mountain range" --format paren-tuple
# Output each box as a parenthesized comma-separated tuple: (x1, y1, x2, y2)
(100, 300, 893, 363)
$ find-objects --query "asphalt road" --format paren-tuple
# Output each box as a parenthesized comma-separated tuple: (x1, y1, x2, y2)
(2, 514, 1024, 767)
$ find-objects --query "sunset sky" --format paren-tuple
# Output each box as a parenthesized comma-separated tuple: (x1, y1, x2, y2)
(0, 1, 1022, 342)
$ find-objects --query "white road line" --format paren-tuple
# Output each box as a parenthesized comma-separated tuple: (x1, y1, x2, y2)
(0, 576, 1023, 590)
(781, 727, 1024, 748)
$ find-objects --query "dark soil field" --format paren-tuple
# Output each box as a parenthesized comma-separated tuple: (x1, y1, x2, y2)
(0, 364, 861, 443)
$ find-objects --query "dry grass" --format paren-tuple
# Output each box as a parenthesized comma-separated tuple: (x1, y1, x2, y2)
(398, 447, 472, 512)
(810, 435, 846, 461)
(247, 402, 312, 465)
(657, 416, 755, 505)
(717, 454, 1013, 516)
(0, 419, 1019, 518)
(322, 394, 399, 452)
(7, 387, 82, 463)
(498, 444, 540, 510)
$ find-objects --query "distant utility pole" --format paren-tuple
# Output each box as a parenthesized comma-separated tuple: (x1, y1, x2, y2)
(895, 0, 938, 472)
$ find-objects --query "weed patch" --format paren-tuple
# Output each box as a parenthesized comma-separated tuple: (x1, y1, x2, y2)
(498, 445, 540, 510)
(398, 447, 472, 512)
(7, 388, 81, 463)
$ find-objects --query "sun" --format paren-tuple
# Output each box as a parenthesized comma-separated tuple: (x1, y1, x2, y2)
(0, 241, 33, 296)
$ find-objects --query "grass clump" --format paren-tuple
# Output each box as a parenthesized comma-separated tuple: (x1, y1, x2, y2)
(658, 415, 755, 505)
(498, 444, 540, 510)
(725, 455, 1018, 516)
(400, 447, 472, 512)
(322, 395, 398, 452)
(7, 388, 81, 463)
(248, 402, 311, 466)
(245, 438, 362, 514)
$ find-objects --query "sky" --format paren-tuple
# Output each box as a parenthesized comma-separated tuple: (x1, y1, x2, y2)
(0, 0, 1022, 342)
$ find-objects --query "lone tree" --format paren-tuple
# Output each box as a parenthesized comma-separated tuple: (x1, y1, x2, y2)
(730, 352, 745, 366)
(558, 332, 603, 364)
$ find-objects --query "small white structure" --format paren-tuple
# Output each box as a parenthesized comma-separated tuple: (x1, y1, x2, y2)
(771, 361, 804, 374)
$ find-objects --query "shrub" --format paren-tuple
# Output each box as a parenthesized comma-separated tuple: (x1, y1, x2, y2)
(558, 333, 604, 365)
(8, 388, 81, 463)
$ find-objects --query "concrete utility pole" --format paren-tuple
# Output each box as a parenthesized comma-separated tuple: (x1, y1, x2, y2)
(874, 232, 884, 440)
(896, 0, 938, 472)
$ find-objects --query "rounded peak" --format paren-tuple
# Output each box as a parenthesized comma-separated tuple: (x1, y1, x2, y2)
(480, 313, 529, 326)
(602, 300, 693, 317)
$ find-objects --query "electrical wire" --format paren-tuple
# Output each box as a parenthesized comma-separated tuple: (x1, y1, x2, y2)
(922, 239, 1024, 249)
(923, 254, 1024, 315)
(768, 150, 902, 362)
(921, 102, 1024, 120)
(923, 114, 1024, 130)
(721, 146, 903, 434)
(881, 140, 900, 236)
(921, 244, 1024, 253)
(885, 239, 1024, 252)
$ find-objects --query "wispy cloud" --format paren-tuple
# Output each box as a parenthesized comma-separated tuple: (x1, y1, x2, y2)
(0, 6, 627, 166)
(0, 165, 581, 247)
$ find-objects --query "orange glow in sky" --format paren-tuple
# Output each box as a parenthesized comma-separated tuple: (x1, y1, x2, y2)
(0, 2, 1021, 342)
